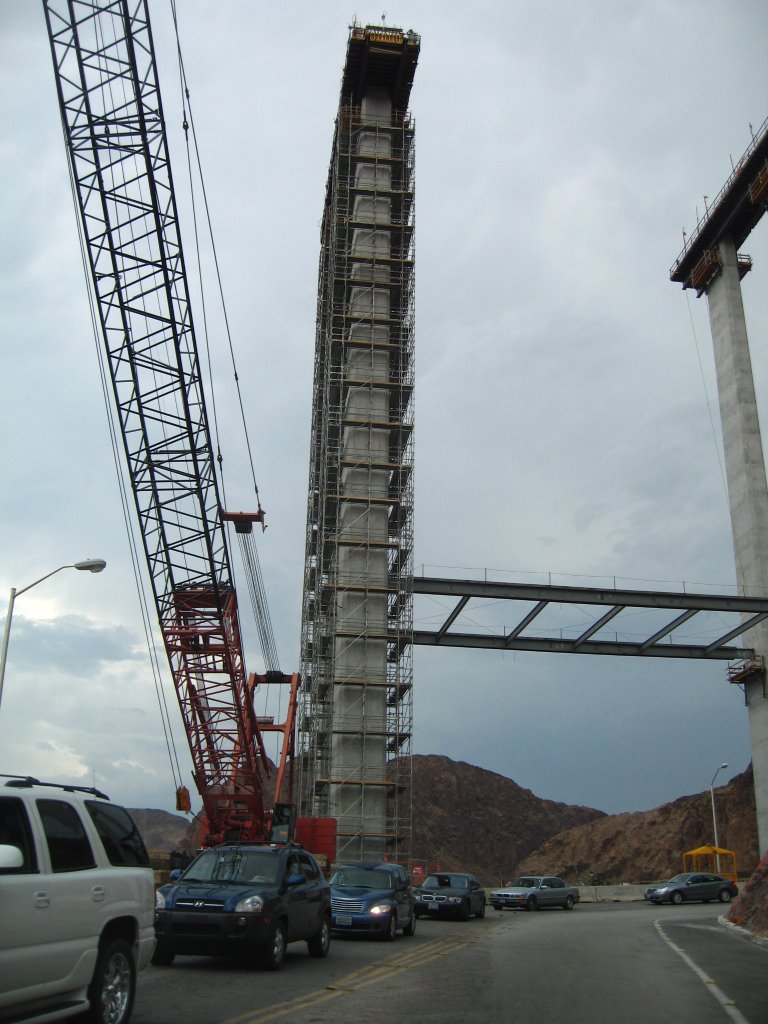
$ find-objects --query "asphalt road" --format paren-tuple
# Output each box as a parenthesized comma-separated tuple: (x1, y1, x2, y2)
(129, 902, 767, 1024)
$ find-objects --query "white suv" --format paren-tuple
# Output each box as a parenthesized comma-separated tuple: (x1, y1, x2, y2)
(0, 776, 155, 1024)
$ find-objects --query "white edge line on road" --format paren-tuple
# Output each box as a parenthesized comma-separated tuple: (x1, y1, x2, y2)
(653, 919, 752, 1024)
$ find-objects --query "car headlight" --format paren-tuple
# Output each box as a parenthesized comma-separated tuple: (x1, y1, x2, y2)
(369, 903, 391, 915)
(448, 896, 462, 904)
(654, 887, 668, 895)
(155, 890, 166, 910)
(235, 894, 264, 913)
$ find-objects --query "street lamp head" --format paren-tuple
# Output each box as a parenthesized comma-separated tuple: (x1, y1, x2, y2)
(720, 762, 728, 770)
(74, 559, 107, 574)
(1, 558, 108, 712)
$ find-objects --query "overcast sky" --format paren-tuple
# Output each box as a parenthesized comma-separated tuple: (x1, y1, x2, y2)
(1, 1, 767, 822)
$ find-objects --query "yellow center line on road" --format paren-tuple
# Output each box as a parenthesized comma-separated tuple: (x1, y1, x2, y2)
(220, 935, 477, 1024)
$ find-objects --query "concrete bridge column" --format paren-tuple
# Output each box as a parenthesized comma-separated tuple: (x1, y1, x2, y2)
(707, 236, 768, 855)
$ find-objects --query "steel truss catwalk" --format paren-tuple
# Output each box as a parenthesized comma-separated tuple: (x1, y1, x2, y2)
(412, 577, 768, 661)
(299, 25, 420, 862)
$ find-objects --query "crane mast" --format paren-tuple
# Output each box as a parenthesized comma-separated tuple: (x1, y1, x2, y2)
(43, 0, 291, 844)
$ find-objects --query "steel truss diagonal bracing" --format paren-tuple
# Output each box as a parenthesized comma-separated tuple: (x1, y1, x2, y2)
(412, 577, 768, 661)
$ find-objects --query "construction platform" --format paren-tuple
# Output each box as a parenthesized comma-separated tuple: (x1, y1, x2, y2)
(670, 116, 768, 293)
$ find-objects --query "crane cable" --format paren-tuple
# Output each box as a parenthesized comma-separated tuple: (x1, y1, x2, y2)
(237, 531, 281, 675)
(168, 0, 280, 674)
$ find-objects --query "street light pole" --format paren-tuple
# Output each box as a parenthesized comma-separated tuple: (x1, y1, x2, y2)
(710, 762, 728, 872)
(0, 559, 107, 711)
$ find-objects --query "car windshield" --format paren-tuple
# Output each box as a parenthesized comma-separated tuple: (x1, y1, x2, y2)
(424, 874, 466, 889)
(666, 874, 688, 884)
(508, 877, 539, 888)
(182, 848, 279, 884)
(330, 867, 393, 889)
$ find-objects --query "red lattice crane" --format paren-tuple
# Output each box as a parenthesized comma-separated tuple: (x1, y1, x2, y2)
(43, 0, 299, 846)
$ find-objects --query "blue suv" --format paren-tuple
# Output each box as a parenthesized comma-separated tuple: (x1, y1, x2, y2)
(330, 861, 416, 940)
(153, 842, 331, 970)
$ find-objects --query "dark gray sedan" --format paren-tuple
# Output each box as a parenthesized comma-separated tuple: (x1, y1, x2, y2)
(412, 872, 486, 920)
(647, 872, 738, 905)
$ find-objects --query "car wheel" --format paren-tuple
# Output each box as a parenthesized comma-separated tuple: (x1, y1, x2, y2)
(261, 920, 287, 970)
(526, 896, 538, 912)
(403, 909, 417, 936)
(718, 889, 733, 904)
(670, 891, 683, 905)
(382, 912, 397, 941)
(563, 895, 575, 911)
(476, 900, 485, 919)
(459, 899, 470, 921)
(307, 914, 331, 958)
(150, 941, 176, 967)
(85, 937, 135, 1024)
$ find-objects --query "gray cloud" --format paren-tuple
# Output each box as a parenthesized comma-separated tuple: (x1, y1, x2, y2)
(6, 616, 142, 675)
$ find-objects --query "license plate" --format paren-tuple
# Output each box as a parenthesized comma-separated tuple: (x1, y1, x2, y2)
(428, 904, 440, 911)
(335, 915, 352, 926)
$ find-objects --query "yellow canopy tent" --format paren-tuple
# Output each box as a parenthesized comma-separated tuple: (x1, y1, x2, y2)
(682, 845, 737, 884)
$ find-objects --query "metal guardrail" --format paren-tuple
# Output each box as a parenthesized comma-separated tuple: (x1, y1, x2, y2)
(670, 115, 768, 278)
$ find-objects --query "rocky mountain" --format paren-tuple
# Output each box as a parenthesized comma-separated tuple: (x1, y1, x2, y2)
(129, 758, 760, 887)
(127, 807, 193, 851)
(517, 764, 759, 884)
(409, 754, 606, 884)
(130, 757, 765, 937)
(728, 848, 768, 937)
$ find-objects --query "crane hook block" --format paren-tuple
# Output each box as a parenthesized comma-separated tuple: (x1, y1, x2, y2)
(176, 786, 192, 813)
(221, 510, 266, 534)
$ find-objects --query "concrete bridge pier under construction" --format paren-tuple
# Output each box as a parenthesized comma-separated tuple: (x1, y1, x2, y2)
(298, 24, 419, 862)
(707, 239, 768, 856)
(672, 119, 768, 855)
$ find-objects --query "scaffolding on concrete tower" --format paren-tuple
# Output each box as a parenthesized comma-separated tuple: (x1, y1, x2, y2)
(299, 24, 419, 863)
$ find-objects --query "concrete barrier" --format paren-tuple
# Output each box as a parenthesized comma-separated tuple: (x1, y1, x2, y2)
(577, 884, 647, 902)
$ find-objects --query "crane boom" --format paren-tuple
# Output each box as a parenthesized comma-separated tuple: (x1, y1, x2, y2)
(43, 0, 285, 844)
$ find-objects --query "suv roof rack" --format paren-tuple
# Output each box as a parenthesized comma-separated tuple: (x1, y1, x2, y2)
(0, 774, 111, 801)
(213, 840, 306, 850)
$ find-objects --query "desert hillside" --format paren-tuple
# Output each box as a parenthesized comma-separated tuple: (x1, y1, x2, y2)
(517, 764, 758, 883)
(409, 754, 605, 883)
(129, 758, 759, 889)
(130, 757, 765, 936)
